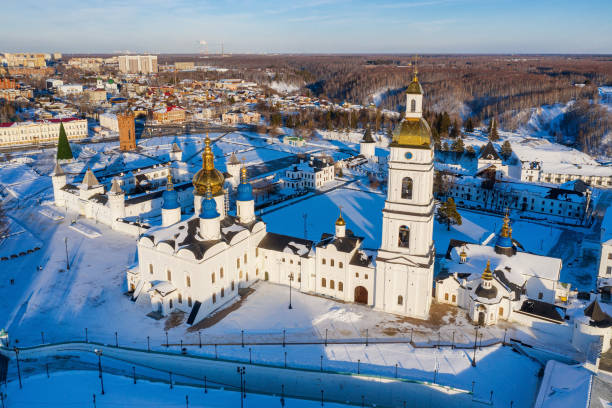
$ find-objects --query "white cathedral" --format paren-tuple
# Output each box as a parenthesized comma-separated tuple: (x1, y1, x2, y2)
(125, 73, 435, 324)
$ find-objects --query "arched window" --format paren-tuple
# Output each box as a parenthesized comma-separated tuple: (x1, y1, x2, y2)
(239, 270, 243, 279)
(401, 177, 413, 199)
(221, 288, 225, 297)
(186, 276, 191, 287)
(330, 280, 335, 290)
(231, 281, 235, 291)
(338, 282, 343, 291)
(398, 225, 410, 248)
(178, 293, 182, 304)
(322, 278, 326, 288)
(410, 99, 416, 112)
(264, 272, 269, 281)
(188, 297, 192, 307)
(220, 267, 224, 279)
(149, 264, 153, 274)
(211, 273, 215, 284)
(167, 270, 172, 281)
(212, 293, 216, 304)
(499, 307, 504, 316)
(398, 295, 403, 305)
(444, 293, 449, 301)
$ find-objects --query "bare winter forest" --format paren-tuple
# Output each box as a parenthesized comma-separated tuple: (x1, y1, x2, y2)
(160, 54, 612, 157)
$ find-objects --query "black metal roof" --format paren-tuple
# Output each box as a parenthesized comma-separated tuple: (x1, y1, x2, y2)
(479, 142, 501, 160)
(257, 232, 313, 257)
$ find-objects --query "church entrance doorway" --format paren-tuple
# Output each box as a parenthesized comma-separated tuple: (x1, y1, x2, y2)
(478, 311, 485, 326)
(354, 286, 368, 304)
(264, 272, 269, 281)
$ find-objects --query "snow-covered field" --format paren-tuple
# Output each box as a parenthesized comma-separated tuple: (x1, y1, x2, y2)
(262, 186, 562, 256)
(5, 371, 356, 408)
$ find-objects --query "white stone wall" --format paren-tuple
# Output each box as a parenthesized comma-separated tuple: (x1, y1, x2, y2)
(598, 241, 612, 279)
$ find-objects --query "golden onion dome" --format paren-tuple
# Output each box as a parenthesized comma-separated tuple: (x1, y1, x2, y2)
(392, 117, 432, 148)
(335, 214, 346, 226)
(406, 73, 423, 95)
(193, 135, 225, 196)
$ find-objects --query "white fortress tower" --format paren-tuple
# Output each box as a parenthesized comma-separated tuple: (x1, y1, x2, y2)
(359, 127, 376, 159)
(51, 162, 67, 207)
(108, 177, 126, 223)
(374, 71, 435, 319)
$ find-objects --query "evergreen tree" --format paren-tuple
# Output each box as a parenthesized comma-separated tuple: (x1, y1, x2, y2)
(451, 138, 465, 154)
(465, 145, 476, 157)
(449, 120, 459, 139)
(488, 117, 499, 141)
(439, 112, 451, 136)
(56, 122, 73, 161)
(465, 117, 474, 133)
(431, 127, 441, 150)
(500, 140, 513, 161)
(438, 197, 462, 231)
(442, 141, 450, 152)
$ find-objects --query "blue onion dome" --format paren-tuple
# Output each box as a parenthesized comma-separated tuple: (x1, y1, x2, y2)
(200, 186, 219, 219)
(236, 167, 253, 201)
(494, 210, 515, 256)
(162, 174, 180, 210)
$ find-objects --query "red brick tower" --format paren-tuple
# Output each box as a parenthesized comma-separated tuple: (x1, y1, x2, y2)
(118, 111, 136, 151)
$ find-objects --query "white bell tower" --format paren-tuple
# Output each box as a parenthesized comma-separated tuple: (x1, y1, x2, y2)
(374, 71, 434, 320)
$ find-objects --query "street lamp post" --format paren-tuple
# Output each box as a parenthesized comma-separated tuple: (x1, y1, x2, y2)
(237, 366, 246, 408)
(14, 347, 22, 389)
(472, 327, 479, 367)
(64, 237, 70, 270)
(288, 272, 294, 310)
(95, 349, 104, 394)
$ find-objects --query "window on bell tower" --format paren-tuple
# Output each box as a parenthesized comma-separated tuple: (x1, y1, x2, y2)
(398, 225, 410, 248)
(401, 177, 413, 199)
(410, 99, 416, 112)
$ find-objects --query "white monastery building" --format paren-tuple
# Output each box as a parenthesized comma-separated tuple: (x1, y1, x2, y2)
(125, 72, 437, 323)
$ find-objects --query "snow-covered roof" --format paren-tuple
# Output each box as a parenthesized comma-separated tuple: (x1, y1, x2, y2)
(148, 281, 176, 297)
(447, 244, 561, 283)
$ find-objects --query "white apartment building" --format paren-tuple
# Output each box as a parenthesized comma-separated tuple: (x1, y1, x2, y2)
(0, 118, 88, 147)
(118, 55, 158, 74)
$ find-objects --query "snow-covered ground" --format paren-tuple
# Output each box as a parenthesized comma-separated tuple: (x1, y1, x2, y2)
(4, 371, 356, 408)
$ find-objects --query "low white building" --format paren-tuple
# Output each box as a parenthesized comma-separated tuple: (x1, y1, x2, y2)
(0, 118, 87, 147)
(435, 214, 570, 326)
(443, 175, 591, 224)
(51, 156, 191, 236)
(283, 156, 335, 190)
(99, 113, 119, 132)
(57, 84, 83, 95)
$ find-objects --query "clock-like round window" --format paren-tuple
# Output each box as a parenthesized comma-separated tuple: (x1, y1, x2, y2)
(405, 152, 413, 160)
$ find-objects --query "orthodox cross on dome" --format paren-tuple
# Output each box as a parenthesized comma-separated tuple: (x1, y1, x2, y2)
(240, 157, 248, 183)
(202, 132, 214, 171)
(166, 172, 173, 191)
(412, 54, 419, 81)
(335, 206, 346, 226)
(500, 208, 512, 238)
(482, 259, 493, 281)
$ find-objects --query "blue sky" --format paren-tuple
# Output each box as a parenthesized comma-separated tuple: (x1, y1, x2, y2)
(1, 0, 611, 54)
